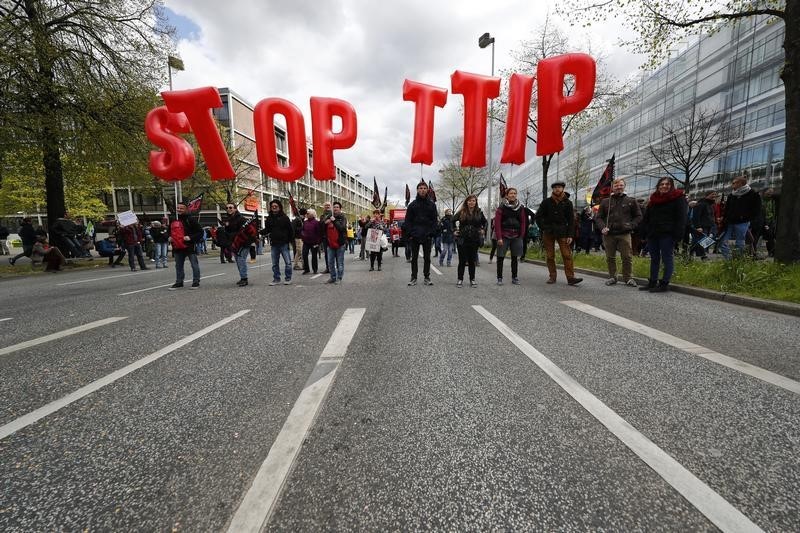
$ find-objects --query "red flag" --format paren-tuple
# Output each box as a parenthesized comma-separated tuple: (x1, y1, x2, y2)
(372, 177, 382, 209)
(591, 154, 615, 205)
(499, 174, 508, 198)
(231, 213, 260, 252)
(288, 193, 299, 216)
(185, 192, 204, 213)
(405, 183, 411, 206)
(427, 180, 437, 203)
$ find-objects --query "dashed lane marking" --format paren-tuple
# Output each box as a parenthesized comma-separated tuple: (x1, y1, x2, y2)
(117, 273, 227, 295)
(561, 300, 800, 396)
(56, 269, 159, 286)
(0, 310, 250, 441)
(474, 304, 763, 533)
(227, 307, 366, 533)
(0, 317, 126, 358)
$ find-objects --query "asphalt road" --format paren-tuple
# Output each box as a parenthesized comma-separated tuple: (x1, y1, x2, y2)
(0, 250, 798, 532)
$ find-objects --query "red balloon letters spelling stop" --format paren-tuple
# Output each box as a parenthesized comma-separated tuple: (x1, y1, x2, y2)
(144, 53, 595, 182)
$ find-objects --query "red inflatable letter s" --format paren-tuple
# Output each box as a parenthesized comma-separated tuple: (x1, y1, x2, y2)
(145, 106, 195, 181)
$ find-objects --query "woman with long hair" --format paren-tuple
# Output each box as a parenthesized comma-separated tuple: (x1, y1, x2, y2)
(453, 194, 487, 288)
(640, 177, 687, 292)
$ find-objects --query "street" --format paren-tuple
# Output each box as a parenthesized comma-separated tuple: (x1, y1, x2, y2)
(1, 252, 798, 532)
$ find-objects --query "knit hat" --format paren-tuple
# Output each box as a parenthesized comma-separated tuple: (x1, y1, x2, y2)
(151, 221, 161, 227)
(551, 180, 566, 188)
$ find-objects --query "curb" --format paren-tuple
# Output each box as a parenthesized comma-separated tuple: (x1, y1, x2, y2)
(521, 258, 800, 318)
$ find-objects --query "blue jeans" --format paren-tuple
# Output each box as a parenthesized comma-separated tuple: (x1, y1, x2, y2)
(326, 246, 345, 281)
(154, 242, 168, 267)
(174, 251, 200, 284)
(439, 241, 454, 265)
(235, 246, 250, 279)
(271, 243, 292, 281)
(719, 222, 750, 259)
(648, 235, 675, 283)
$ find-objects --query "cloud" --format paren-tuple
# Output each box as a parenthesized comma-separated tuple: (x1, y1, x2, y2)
(165, 0, 644, 202)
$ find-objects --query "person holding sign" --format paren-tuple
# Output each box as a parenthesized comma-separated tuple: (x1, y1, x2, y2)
(365, 209, 387, 271)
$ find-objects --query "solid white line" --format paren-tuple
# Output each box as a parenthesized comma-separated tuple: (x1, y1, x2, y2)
(561, 300, 800, 396)
(57, 269, 158, 286)
(118, 273, 226, 295)
(0, 318, 12, 322)
(228, 307, 366, 533)
(311, 273, 323, 280)
(0, 317, 127, 357)
(473, 305, 763, 533)
(0, 310, 250, 441)
(418, 250, 443, 276)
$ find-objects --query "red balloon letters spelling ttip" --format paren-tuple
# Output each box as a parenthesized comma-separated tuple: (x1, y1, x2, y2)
(404, 53, 596, 166)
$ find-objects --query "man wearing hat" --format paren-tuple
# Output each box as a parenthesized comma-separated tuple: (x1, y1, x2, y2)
(403, 180, 438, 286)
(535, 181, 582, 285)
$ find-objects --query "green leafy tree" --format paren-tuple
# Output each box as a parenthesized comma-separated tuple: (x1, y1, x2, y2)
(561, 1, 798, 262)
(0, 0, 173, 232)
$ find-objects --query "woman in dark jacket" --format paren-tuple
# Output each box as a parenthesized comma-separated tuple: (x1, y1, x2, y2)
(640, 177, 687, 292)
(453, 194, 487, 288)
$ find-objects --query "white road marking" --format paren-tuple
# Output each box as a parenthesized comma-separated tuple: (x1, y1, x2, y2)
(0, 317, 126, 358)
(418, 250, 443, 276)
(56, 269, 158, 286)
(117, 273, 226, 295)
(228, 308, 366, 533)
(311, 273, 323, 280)
(561, 300, 800, 396)
(0, 318, 12, 322)
(0, 310, 250, 441)
(473, 305, 763, 533)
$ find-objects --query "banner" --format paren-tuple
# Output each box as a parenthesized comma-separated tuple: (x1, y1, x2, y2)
(365, 228, 382, 252)
(117, 210, 139, 227)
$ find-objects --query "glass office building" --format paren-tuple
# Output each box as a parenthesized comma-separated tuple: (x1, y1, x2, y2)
(512, 14, 785, 207)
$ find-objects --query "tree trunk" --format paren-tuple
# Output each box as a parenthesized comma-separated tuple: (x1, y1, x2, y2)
(41, 113, 65, 233)
(777, 3, 800, 263)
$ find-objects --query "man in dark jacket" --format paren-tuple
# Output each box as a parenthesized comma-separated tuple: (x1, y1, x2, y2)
(404, 181, 438, 286)
(9, 218, 36, 265)
(535, 181, 582, 285)
(169, 203, 204, 290)
(96, 235, 126, 267)
(438, 209, 455, 267)
(595, 178, 642, 286)
(688, 191, 716, 259)
(262, 199, 295, 285)
(720, 175, 761, 259)
(50, 211, 84, 258)
(224, 203, 251, 286)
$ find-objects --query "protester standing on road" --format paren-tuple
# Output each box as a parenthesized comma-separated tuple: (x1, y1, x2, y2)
(367, 209, 387, 271)
(390, 222, 402, 257)
(224, 203, 251, 287)
(262, 200, 294, 286)
(118, 223, 148, 272)
(169, 203, 203, 290)
(301, 208, 323, 274)
(453, 194, 486, 288)
(595, 178, 642, 286)
(324, 201, 348, 284)
(494, 187, 527, 286)
(292, 209, 306, 271)
(719, 175, 761, 260)
(535, 181, 582, 286)
(438, 209, 455, 267)
(150, 220, 169, 268)
(404, 181, 438, 286)
(639, 177, 687, 293)
(8, 217, 36, 265)
(320, 201, 333, 273)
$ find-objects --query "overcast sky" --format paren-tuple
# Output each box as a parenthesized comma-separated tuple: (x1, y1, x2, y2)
(163, 0, 644, 202)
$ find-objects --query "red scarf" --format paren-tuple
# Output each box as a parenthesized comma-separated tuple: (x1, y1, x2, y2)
(648, 188, 684, 206)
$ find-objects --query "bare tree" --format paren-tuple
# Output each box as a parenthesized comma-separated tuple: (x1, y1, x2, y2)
(495, 13, 630, 203)
(437, 136, 496, 211)
(643, 105, 739, 195)
(564, 139, 591, 206)
(561, 1, 798, 262)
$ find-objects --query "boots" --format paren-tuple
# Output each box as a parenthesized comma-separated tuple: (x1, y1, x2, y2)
(237, 278, 248, 287)
(639, 279, 657, 291)
(649, 280, 669, 293)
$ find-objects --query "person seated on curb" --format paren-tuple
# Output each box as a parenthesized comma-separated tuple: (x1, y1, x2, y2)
(96, 235, 126, 267)
(31, 235, 67, 272)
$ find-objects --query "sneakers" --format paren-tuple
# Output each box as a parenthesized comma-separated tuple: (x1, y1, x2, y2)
(168, 283, 183, 290)
(470, 280, 477, 288)
(605, 277, 617, 286)
(546, 277, 556, 284)
(377, 266, 381, 271)
(625, 279, 638, 287)
(8, 258, 14, 266)
(456, 280, 463, 288)
(496, 278, 503, 286)
(369, 267, 375, 271)
(283, 279, 292, 285)
(424, 278, 433, 286)
(326, 278, 337, 284)
(650, 281, 669, 293)
(567, 277, 583, 286)
(269, 280, 280, 286)
(408, 278, 417, 286)
(236, 278, 248, 287)
(190, 281, 200, 289)
(512, 277, 520, 285)
(639, 280, 656, 291)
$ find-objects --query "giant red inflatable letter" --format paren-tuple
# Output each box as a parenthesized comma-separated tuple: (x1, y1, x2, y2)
(145, 106, 195, 181)
(402, 80, 448, 165)
(309, 97, 357, 180)
(451, 70, 501, 167)
(254, 98, 308, 182)
(500, 73, 535, 165)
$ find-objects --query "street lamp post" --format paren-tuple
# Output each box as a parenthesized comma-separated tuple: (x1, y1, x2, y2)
(168, 55, 185, 203)
(479, 32, 495, 214)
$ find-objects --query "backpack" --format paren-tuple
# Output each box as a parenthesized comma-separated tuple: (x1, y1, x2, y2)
(326, 223, 341, 249)
(170, 220, 188, 251)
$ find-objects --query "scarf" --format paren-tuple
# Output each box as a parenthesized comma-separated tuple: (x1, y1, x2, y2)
(732, 184, 752, 197)
(648, 188, 684, 206)
(501, 198, 521, 210)
(550, 191, 567, 203)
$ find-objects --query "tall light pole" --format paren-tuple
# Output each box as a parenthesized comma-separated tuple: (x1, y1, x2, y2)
(168, 55, 185, 203)
(479, 32, 495, 214)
